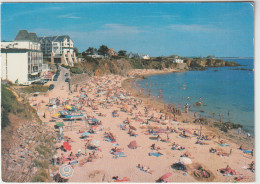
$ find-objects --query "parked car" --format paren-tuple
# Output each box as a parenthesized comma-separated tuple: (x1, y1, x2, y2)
(31, 80, 45, 85)
(65, 78, 70, 82)
(65, 73, 69, 77)
(49, 84, 55, 90)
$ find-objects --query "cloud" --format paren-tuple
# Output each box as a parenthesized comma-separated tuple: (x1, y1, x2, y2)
(58, 14, 81, 19)
(168, 24, 220, 32)
(102, 24, 143, 34)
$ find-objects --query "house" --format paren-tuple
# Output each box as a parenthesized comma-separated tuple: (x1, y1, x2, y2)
(89, 54, 104, 59)
(127, 52, 140, 59)
(173, 58, 184, 63)
(38, 35, 77, 66)
(140, 54, 150, 60)
(1, 41, 43, 85)
(14, 30, 77, 66)
(108, 49, 118, 57)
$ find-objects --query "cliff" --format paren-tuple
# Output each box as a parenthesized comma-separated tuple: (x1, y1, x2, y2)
(185, 58, 240, 70)
(1, 85, 56, 182)
(74, 56, 240, 76)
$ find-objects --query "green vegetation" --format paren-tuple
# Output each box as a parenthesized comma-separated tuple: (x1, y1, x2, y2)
(2, 85, 36, 128)
(98, 45, 109, 56)
(1, 84, 16, 128)
(31, 169, 49, 182)
(70, 67, 83, 74)
(22, 85, 49, 93)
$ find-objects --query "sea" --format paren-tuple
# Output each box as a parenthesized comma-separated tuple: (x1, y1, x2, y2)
(137, 59, 254, 135)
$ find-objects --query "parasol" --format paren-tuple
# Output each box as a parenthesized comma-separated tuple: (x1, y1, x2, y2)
(128, 140, 137, 149)
(160, 173, 172, 180)
(179, 157, 192, 165)
(66, 105, 72, 110)
(59, 164, 74, 178)
(81, 132, 90, 137)
(90, 140, 100, 147)
(56, 122, 65, 127)
(92, 118, 99, 122)
(63, 142, 71, 151)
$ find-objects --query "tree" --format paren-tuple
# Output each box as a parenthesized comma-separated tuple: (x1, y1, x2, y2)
(118, 50, 127, 57)
(74, 47, 79, 56)
(86, 47, 97, 55)
(98, 45, 109, 56)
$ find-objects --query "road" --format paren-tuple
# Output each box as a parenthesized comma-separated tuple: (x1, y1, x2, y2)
(48, 67, 71, 97)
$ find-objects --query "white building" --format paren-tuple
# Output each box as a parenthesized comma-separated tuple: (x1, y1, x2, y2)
(38, 35, 77, 66)
(173, 58, 184, 63)
(88, 54, 104, 59)
(141, 54, 150, 60)
(1, 41, 43, 85)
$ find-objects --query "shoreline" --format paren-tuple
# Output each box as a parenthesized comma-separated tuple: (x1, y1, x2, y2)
(22, 67, 254, 182)
(122, 69, 254, 149)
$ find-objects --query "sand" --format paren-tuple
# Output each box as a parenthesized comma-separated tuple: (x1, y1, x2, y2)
(30, 68, 255, 182)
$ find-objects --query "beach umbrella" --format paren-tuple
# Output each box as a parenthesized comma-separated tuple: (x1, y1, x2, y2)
(52, 113, 60, 117)
(90, 140, 100, 147)
(179, 157, 192, 165)
(160, 173, 172, 180)
(66, 105, 72, 110)
(63, 142, 71, 151)
(92, 118, 99, 122)
(91, 125, 99, 129)
(56, 122, 65, 127)
(81, 132, 90, 137)
(128, 140, 137, 149)
(59, 164, 74, 178)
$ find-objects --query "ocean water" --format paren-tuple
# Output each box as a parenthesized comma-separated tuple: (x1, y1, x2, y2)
(137, 59, 254, 135)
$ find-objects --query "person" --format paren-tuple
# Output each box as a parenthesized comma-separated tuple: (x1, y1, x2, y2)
(157, 135, 161, 141)
(249, 161, 255, 171)
(230, 149, 232, 155)
(226, 165, 231, 171)
(239, 145, 243, 150)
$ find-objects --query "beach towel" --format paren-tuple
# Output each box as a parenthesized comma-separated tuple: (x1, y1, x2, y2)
(149, 152, 163, 157)
(112, 143, 119, 146)
(114, 152, 126, 157)
(242, 149, 252, 154)
(218, 143, 230, 147)
(69, 160, 78, 165)
(139, 168, 152, 174)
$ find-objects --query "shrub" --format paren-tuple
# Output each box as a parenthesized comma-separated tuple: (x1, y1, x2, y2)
(22, 85, 49, 93)
(70, 67, 83, 74)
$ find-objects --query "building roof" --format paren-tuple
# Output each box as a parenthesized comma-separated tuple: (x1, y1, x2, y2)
(38, 35, 72, 43)
(1, 48, 42, 53)
(14, 30, 39, 42)
(14, 30, 74, 44)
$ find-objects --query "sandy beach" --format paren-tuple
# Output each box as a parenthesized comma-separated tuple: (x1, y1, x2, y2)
(30, 68, 255, 182)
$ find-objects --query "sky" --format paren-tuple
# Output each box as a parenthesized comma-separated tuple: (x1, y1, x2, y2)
(1, 2, 254, 57)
